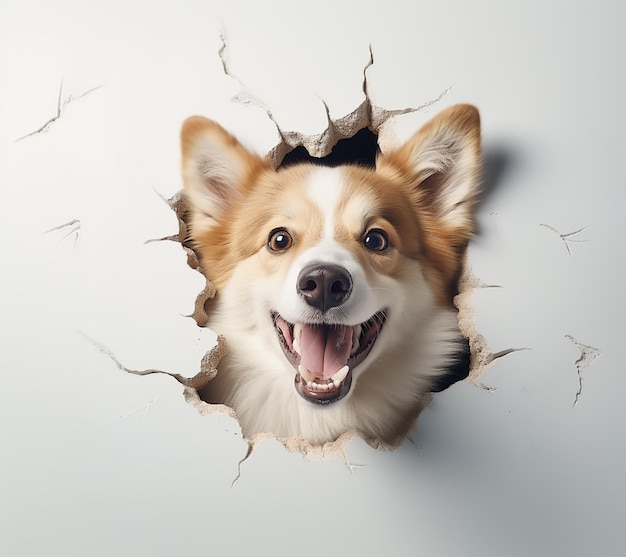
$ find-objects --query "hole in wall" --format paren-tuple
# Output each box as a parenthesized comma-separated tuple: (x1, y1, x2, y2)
(141, 42, 517, 461)
(279, 127, 379, 169)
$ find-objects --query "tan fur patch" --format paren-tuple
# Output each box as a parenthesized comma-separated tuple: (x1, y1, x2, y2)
(334, 166, 424, 282)
(190, 164, 327, 290)
(184, 104, 481, 308)
(375, 105, 482, 304)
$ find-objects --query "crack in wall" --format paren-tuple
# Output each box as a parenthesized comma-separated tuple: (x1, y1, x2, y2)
(566, 335, 600, 407)
(455, 264, 528, 391)
(84, 332, 255, 483)
(539, 224, 591, 256)
(15, 82, 104, 142)
(218, 37, 453, 166)
(229, 436, 369, 486)
(144, 191, 217, 326)
(82, 332, 229, 402)
(231, 443, 253, 487)
(342, 455, 367, 479)
(45, 218, 81, 250)
(120, 397, 159, 420)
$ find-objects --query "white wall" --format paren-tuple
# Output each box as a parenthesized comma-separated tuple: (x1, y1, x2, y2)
(1, 1, 624, 555)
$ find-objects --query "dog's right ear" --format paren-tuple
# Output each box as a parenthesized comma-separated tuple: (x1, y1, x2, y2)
(181, 117, 268, 227)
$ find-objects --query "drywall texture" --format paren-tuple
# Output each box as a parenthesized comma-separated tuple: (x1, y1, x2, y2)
(1, 1, 624, 556)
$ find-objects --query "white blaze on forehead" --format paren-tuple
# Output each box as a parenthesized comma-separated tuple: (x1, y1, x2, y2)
(304, 166, 346, 240)
(277, 165, 401, 327)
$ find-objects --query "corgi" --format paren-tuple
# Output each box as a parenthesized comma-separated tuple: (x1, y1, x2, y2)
(180, 104, 481, 447)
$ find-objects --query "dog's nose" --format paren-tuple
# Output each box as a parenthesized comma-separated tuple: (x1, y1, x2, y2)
(297, 264, 353, 311)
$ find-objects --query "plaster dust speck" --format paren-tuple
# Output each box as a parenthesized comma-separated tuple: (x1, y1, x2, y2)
(120, 40, 507, 461)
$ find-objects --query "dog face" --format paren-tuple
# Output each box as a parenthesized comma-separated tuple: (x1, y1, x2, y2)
(181, 105, 481, 443)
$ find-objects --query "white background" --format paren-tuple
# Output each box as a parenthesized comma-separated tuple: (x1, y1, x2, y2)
(1, 1, 624, 555)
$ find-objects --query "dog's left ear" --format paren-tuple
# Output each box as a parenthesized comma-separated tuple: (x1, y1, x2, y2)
(378, 104, 482, 233)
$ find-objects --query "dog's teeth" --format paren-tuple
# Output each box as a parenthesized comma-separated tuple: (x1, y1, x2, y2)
(298, 364, 314, 383)
(299, 364, 348, 391)
(331, 365, 350, 384)
(351, 325, 361, 355)
(293, 323, 302, 354)
(311, 381, 333, 391)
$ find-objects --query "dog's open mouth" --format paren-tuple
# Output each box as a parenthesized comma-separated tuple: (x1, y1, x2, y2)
(272, 311, 387, 404)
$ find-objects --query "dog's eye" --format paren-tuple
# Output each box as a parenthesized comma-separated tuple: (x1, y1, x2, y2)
(363, 229, 389, 252)
(268, 228, 294, 252)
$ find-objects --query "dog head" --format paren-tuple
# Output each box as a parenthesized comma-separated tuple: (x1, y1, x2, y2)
(181, 105, 481, 407)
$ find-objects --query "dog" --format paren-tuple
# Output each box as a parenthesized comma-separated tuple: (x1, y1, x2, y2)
(180, 104, 481, 447)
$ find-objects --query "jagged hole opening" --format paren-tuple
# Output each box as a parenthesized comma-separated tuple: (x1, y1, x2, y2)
(136, 42, 489, 458)
(181, 125, 471, 453)
(279, 127, 379, 169)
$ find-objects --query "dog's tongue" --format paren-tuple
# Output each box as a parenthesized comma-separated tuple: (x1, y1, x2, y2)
(299, 324, 353, 380)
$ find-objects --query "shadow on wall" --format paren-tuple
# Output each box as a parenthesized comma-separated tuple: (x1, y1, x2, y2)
(479, 146, 518, 214)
